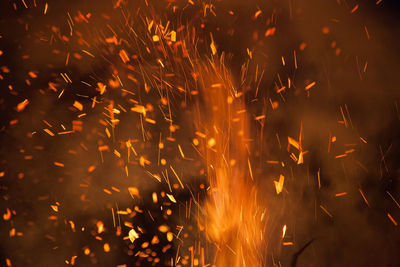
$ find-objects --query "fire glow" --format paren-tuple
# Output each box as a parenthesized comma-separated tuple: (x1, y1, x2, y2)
(1, 0, 400, 267)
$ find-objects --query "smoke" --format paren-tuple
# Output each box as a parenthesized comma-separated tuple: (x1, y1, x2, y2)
(248, 0, 400, 266)
(1, 0, 400, 266)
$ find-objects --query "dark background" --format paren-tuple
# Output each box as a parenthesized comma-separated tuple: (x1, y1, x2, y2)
(1, 0, 400, 266)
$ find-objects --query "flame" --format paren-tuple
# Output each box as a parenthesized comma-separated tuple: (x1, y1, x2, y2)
(194, 57, 266, 266)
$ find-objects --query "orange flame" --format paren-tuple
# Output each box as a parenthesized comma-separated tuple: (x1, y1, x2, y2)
(195, 56, 266, 266)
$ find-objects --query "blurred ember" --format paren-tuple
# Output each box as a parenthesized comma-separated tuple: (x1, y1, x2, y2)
(1, 0, 400, 266)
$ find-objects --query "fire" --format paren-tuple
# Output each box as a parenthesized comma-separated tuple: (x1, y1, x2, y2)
(194, 59, 266, 266)
(2, 0, 400, 266)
